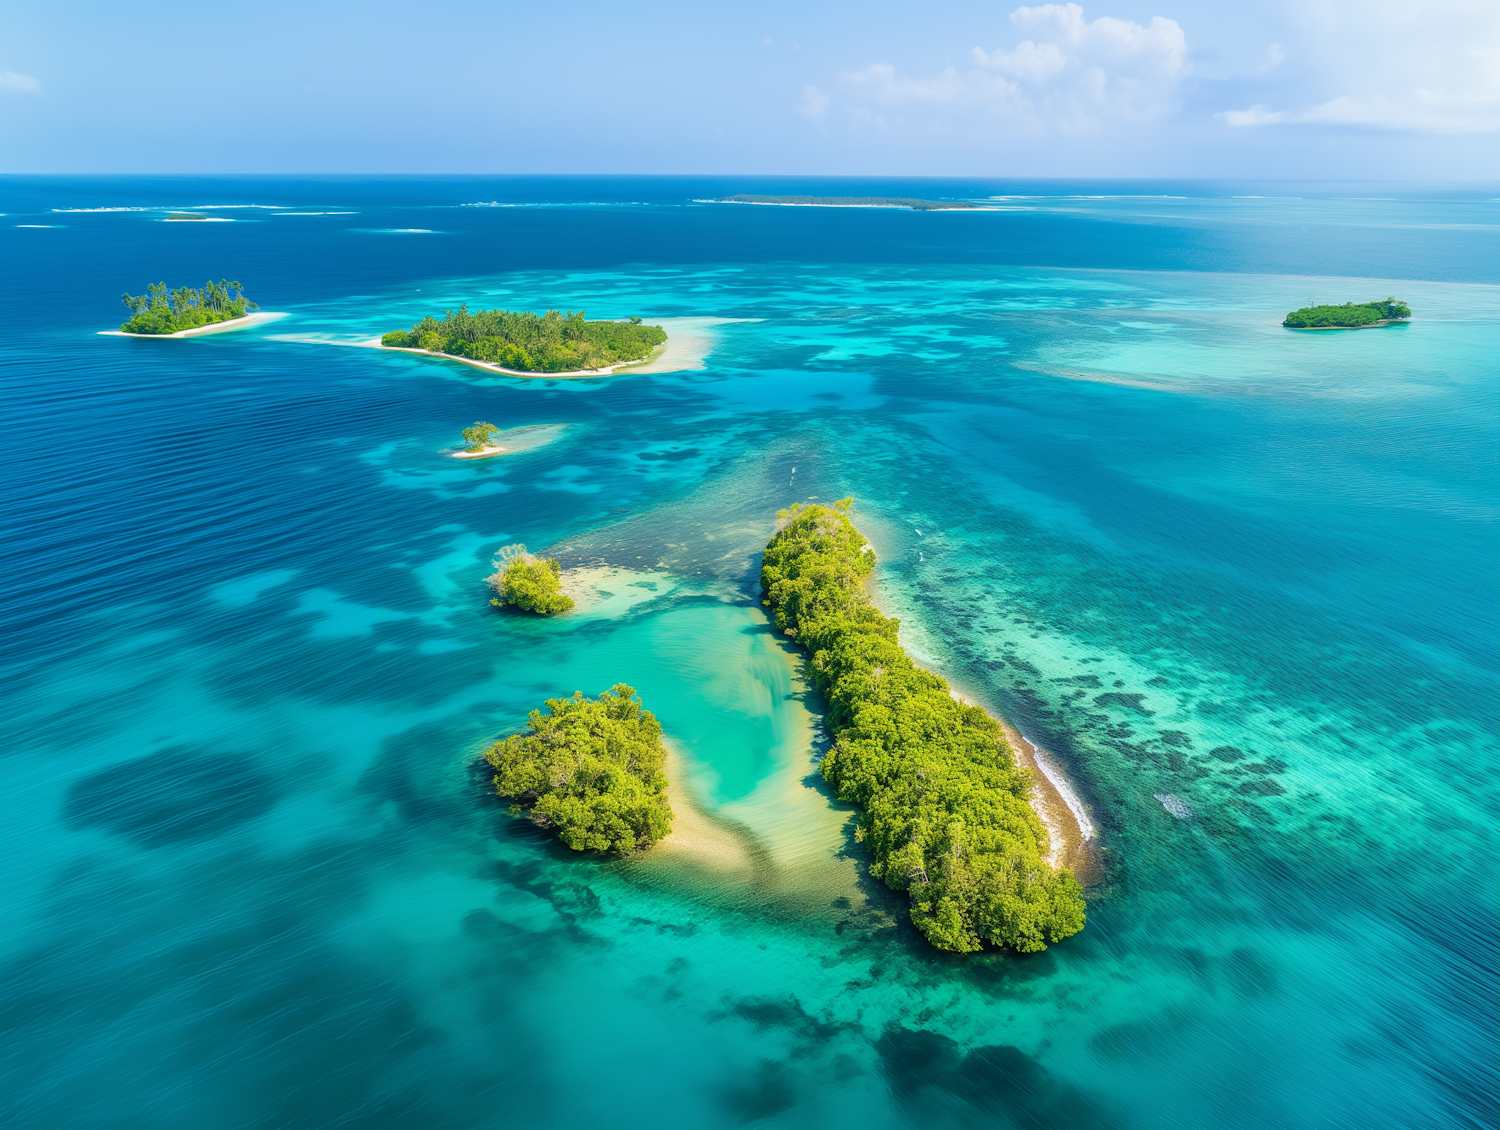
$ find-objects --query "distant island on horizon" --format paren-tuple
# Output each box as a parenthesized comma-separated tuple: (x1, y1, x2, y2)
(1284, 297, 1411, 329)
(715, 194, 987, 211)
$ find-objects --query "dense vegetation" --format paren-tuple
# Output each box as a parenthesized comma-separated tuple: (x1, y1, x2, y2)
(461, 421, 500, 451)
(719, 194, 982, 211)
(1283, 297, 1411, 328)
(381, 306, 666, 373)
(484, 684, 673, 854)
(120, 279, 256, 334)
(761, 500, 1086, 953)
(487, 545, 574, 614)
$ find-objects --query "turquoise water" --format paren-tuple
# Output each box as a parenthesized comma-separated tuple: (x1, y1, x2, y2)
(2, 178, 1497, 1129)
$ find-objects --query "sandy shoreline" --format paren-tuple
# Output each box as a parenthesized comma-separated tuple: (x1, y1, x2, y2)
(275, 316, 751, 378)
(99, 311, 289, 339)
(378, 342, 624, 378)
(853, 516, 1100, 884)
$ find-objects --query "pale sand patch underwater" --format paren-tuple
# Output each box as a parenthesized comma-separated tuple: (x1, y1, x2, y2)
(99, 311, 290, 339)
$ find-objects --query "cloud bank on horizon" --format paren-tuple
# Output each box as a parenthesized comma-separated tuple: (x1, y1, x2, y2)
(818, 1, 1498, 139)
(1, 0, 1495, 176)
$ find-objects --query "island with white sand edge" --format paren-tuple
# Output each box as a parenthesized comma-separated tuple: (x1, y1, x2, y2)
(274, 314, 751, 378)
(381, 305, 666, 375)
(100, 280, 288, 337)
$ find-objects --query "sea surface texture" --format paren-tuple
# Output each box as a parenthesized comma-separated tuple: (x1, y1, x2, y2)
(2, 177, 1496, 1130)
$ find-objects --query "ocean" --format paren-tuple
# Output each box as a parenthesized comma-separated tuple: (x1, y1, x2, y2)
(2, 176, 1496, 1129)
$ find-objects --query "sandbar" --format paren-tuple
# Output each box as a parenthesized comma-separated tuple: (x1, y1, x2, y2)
(99, 311, 289, 339)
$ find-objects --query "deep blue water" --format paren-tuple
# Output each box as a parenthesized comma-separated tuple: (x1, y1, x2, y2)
(2, 177, 1497, 1130)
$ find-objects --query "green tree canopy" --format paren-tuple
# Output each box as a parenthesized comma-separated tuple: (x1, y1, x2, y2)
(484, 684, 673, 854)
(761, 499, 1086, 954)
(381, 305, 666, 373)
(1283, 297, 1410, 328)
(461, 421, 500, 451)
(119, 279, 257, 334)
(486, 544, 574, 615)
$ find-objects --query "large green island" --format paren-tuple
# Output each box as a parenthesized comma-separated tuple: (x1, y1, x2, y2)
(381, 306, 666, 374)
(1283, 297, 1411, 328)
(718, 194, 985, 211)
(120, 280, 258, 334)
(761, 500, 1086, 953)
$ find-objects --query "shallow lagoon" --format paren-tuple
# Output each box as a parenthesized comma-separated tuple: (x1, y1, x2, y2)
(2, 178, 1496, 1129)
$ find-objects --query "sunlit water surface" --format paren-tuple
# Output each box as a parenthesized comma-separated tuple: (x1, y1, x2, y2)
(2, 177, 1497, 1130)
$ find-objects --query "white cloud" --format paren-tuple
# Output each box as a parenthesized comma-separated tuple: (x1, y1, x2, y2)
(1, 71, 41, 94)
(838, 4, 1187, 134)
(798, 85, 830, 120)
(1218, 104, 1285, 127)
(1218, 3, 1500, 134)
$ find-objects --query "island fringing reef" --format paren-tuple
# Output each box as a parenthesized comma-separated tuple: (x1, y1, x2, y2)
(485, 500, 1086, 955)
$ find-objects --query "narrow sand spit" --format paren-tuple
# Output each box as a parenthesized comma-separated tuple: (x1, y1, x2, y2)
(99, 311, 290, 339)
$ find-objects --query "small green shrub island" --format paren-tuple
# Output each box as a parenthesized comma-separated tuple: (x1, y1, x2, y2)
(484, 684, 673, 854)
(461, 421, 500, 451)
(1283, 297, 1411, 328)
(381, 305, 666, 373)
(487, 545, 574, 615)
(120, 280, 257, 334)
(761, 499, 1086, 954)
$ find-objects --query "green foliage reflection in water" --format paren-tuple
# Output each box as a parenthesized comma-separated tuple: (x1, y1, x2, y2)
(485, 684, 673, 854)
(382, 305, 666, 372)
(761, 499, 1086, 953)
(1283, 297, 1410, 328)
(120, 279, 257, 334)
(486, 544, 574, 615)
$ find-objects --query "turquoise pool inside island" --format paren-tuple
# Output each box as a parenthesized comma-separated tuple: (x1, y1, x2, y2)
(2, 177, 1496, 1130)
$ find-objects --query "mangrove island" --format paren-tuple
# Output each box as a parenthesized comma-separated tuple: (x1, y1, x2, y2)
(1283, 297, 1411, 328)
(120, 279, 258, 335)
(484, 684, 673, 854)
(761, 499, 1086, 953)
(381, 306, 666, 374)
(718, 194, 984, 211)
(488, 545, 574, 614)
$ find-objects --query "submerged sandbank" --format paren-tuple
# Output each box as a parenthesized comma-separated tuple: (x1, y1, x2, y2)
(99, 311, 289, 339)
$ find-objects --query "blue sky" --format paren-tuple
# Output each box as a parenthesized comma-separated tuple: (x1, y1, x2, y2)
(2, 0, 1496, 177)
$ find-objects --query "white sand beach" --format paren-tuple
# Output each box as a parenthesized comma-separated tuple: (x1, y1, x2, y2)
(100, 311, 290, 339)
(272, 315, 752, 378)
